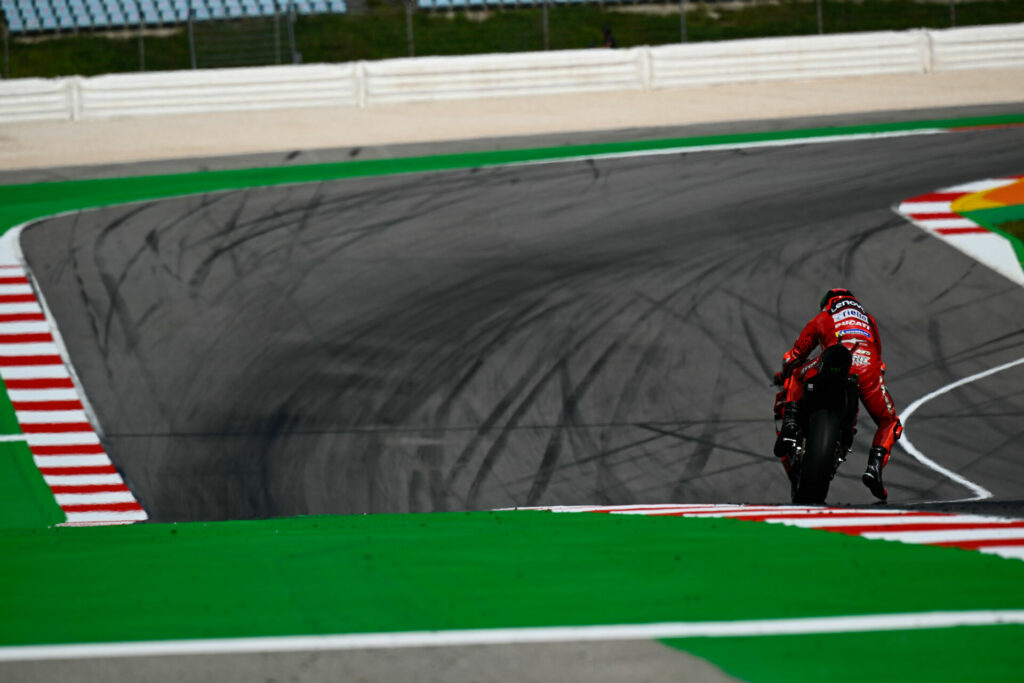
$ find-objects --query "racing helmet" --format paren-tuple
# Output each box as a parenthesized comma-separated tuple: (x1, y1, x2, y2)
(820, 288, 854, 310)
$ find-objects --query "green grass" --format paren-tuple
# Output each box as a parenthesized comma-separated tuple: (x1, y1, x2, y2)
(5, 0, 1024, 78)
(2, 511, 1024, 647)
(667, 625, 1024, 683)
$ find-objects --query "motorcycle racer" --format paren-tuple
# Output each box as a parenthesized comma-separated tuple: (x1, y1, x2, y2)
(773, 288, 902, 500)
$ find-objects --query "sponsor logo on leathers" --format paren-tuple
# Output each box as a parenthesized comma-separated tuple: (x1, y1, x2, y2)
(833, 308, 869, 324)
(828, 299, 862, 314)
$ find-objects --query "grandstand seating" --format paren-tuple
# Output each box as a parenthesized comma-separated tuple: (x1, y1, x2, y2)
(415, 0, 565, 8)
(1, 0, 347, 33)
(0, 0, 613, 36)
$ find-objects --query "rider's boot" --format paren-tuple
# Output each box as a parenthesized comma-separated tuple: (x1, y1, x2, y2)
(862, 446, 889, 501)
(773, 402, 800, 458)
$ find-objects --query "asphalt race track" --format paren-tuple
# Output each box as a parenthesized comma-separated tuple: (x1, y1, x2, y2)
(19, 111, 1024, 523)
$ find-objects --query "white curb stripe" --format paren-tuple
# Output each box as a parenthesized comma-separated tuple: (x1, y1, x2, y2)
(897, 201, 957, 213)
(980, 547, 1024, 560)
(0, 342, 62, 356)
(15, 410, 90, 424)
(25, 432, 102, 446)
(0, 321, 52, 334)
(63, 510, 149, 525)
(862, 528, 1024, 544)
(915, 218, 979, 230)
(0, 303, 43, 315)
(54, 491, 138, 505)
(8, 388, 82, 402)
(773, 514, 1008, 528)
(43, 474, 125, 486)
(1, 366, 71, 380)
(34, 455, 112, 468)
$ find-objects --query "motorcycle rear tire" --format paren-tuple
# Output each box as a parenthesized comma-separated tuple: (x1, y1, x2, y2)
(793, 409, 840, 504)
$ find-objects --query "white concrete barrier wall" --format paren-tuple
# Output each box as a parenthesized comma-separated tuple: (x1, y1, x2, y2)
(0, 77, 76, 122)
(929, 23, 1024, 71)
(650, 30, 927, 89)
(361, 48, 647, 105)
(78, 64, 359, 118)
(0, 23, 1020, 123)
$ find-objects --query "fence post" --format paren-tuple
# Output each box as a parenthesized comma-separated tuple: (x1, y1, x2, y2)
(406, 0, 414, 57)
(949, 0, 956, 27)
(2, 18, 9, 79)
(816, 0, 823, 35)
(542, 0, 549, 51)
(188, 9, 197, 69)
(679, 0, 686, 43)
(273, 4, 281, 64)
(138, 29, 146, 71)
(287, 1, 299, 63)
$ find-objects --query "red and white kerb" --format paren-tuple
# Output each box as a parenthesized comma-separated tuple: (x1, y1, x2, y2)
(0, 250, 147, 526)
(897, 177, 1024, 286)
(531, 504, 1024, 563)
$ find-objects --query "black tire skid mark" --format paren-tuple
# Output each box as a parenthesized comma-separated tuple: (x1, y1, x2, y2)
(524, 335, 625, 507)
(412, 298, 576, 511)
(533, 268, 735, 507)
(668, 364, 730, 501)
(458, 250, 742, 508)
(344, 259, 627, 497)
(461, 299, 638, 509)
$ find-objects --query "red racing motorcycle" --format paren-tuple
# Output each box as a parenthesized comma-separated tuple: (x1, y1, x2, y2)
(773, 344, 859, 504)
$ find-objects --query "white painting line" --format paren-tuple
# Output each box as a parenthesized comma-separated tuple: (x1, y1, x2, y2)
(1, 610, 1021, 662)
(899, 356, 1024, 502)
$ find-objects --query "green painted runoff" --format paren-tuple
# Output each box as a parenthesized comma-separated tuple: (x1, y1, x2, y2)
(1, 511, 1023, 647)
(666, 624, 1024, 683)
(0, 442, 64, 529)
(0, 382, 63, 529)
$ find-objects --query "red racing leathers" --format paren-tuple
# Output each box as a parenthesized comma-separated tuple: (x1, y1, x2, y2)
(777, 294, 902, 465)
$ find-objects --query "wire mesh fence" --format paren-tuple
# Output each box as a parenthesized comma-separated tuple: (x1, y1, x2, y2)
(190, 10, 298, 67)
(2, 0, 1023, 79)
